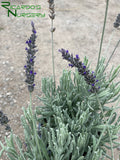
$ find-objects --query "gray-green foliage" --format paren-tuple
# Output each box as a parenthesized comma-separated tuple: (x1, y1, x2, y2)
(0, 57, 120, 160)
(35, 57, 120, 160)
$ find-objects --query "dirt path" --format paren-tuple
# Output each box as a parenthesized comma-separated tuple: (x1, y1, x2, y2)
(0, 0, 120, 159)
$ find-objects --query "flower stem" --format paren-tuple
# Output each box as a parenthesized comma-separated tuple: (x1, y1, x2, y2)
(95, 94, 114, 159)
(103, 39, 120, 73)
(96, 0, 109, 74)
(51, 19, 56, 89)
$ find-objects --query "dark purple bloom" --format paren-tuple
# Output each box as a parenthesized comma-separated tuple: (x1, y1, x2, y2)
(26, 41, 28, 44)
(84, 72, 86, 74)
(66, 50, 69, 53)
(94, 76, 96, 78)
(92, 84, 95, 86)
(83, 66, 86, 69)
(69, 64, 74, 67)
(29, 40, 32, 43)
(25, 47, 28, 50)
(96, 80, 99, 82)
(92, 71, 94, 74)
(33, 84, 35, 86)
(30, 71, 33, 74)
(24, 65, 27, 68)
(76, 54, 79, 59)
(34, 72, 36, 75)
(33, 30, 36, 34)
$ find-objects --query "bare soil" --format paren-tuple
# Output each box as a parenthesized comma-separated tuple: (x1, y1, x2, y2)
(0, 0, 120, 159)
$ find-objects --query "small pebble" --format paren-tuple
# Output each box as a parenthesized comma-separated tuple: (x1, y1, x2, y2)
(13, 99, 17, 103)
(5, 132, 9, 136)
(16, 35, 20, 38)
(6, 61, 9, 64)
(3, 102, 7, 105)
(20, 73, 24, 77)
(6, 92, 12, 96)
(10, 66, 14, 71)
(6, 78, 10, 81)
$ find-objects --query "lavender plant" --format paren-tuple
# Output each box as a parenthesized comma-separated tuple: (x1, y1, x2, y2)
(0, 1, 120, 160)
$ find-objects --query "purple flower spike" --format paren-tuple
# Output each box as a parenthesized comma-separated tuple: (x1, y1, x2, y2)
(25, 22, 37, 93)
(59, 48, 100, 93)
(76, 54, 79, 59)
(98, 86, 100, 89)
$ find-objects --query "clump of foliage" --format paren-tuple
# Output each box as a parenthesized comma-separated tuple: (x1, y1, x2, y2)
(35, 55, 120, 160)
(0, 56, 120, 160)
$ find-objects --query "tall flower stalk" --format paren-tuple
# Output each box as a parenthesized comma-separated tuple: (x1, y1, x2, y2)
(48, 0, 56, 88)
(96, 0, 109, 74)
(24, 22, 44, 159)
(100, 13, 120, 75)
(59, 48, 100, 93)
(24, 21, 38, 92)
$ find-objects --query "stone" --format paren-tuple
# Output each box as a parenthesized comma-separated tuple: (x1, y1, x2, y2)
(6, 92, 12, 96)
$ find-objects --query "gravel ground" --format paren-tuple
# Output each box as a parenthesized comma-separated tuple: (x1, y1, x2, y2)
(0, 0, 120, 159)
